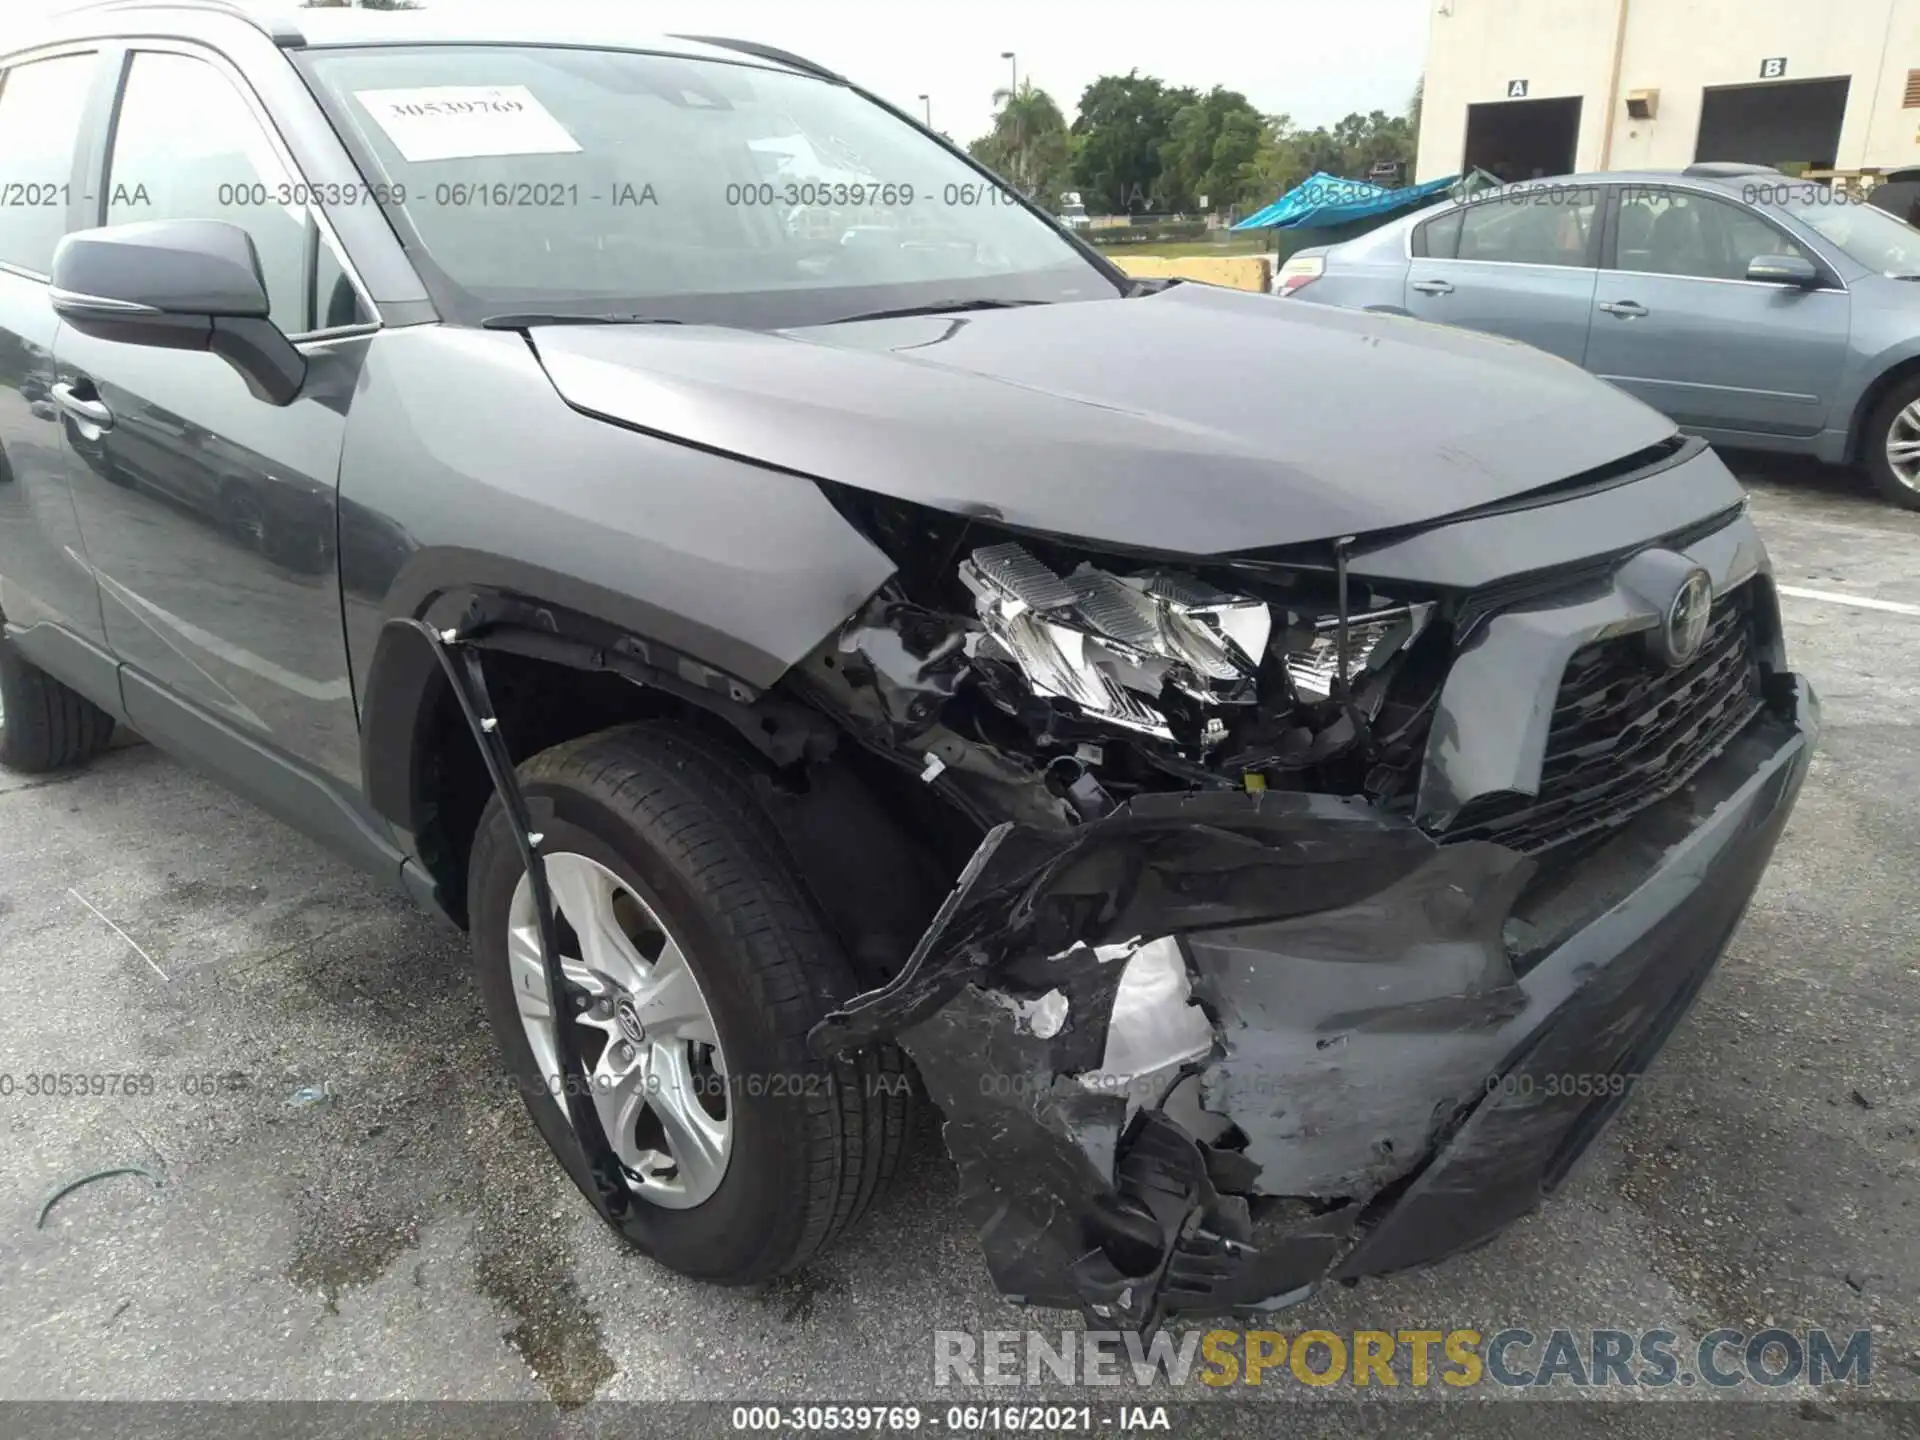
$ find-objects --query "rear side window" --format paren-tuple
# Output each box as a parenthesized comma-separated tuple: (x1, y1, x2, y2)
(1417, 208, 1464, 259)
(0, 53, 96, 275)
(1449, 189, 1600, 267)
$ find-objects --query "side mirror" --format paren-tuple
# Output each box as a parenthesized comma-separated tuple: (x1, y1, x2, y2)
(50, 220, 305, 406)
(1746, 253, 1820, 288)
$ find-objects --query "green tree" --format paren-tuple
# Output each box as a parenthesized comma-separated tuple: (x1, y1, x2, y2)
(1160, 86, 1266, 212)
(1070, 71, 1186, 215)
(1333, 109, 1415, 179)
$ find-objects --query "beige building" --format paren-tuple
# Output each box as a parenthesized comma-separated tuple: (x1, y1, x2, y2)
(1415, 0, 1920, 184)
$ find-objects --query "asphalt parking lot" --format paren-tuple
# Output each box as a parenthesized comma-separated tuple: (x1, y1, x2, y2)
(1, 453, 1916, 1434)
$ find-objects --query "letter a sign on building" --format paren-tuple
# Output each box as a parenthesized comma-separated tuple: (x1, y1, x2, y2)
(1507, 79, 1529, 98)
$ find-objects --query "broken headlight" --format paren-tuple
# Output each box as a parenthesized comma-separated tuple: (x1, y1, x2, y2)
(961, 543, 1269, 740)
(1273, 604, 1436, 702)
(958, 541, 1431, 742)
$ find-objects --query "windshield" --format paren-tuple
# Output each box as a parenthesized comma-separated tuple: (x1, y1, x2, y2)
(299, 45, 1116, 326)
(1762, 188, 1920, 277)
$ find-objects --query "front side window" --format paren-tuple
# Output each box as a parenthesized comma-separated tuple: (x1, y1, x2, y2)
(1447, 188, 1599, 267)
(0, 53, 96, 275)
(297, 45, 1115, 326)
(108, 52, 311, 331)
(1615, 188, 1813, 281)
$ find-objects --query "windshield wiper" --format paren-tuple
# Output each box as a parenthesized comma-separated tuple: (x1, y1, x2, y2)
(823, 298, 1047, 325)
(479, 313, 686, 329)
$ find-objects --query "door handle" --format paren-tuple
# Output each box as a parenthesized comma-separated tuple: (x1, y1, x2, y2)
(51, 382, 114, 430)
(1598, 300, 1648, 318)
(1411, 279, 1454, 295)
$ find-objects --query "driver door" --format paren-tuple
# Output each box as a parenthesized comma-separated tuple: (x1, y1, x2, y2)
(55, 44, 377, 788)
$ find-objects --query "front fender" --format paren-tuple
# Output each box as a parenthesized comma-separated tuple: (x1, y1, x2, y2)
(334, 325, 896, 706)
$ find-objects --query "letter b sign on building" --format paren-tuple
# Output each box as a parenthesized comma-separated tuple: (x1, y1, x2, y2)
(1759, 57, 1788, 79)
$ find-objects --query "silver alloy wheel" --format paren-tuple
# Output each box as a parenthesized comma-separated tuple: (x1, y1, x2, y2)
(507, 851, 732, 1209)
(1889, 399, 1920, 492)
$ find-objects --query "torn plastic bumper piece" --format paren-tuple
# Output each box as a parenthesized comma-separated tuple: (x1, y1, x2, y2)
(809, 678, 1818, 1326)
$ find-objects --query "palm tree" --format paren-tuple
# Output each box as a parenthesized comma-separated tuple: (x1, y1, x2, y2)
(988, 79, 1067, 197)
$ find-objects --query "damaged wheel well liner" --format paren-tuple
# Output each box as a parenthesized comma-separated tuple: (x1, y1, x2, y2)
(358, 591, 964, 978)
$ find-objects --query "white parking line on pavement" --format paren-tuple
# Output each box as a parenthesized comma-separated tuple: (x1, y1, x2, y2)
(1777, 585, 1920, 618)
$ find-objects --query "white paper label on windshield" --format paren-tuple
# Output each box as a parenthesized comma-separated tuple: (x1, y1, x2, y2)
(353, 86, 581, 162)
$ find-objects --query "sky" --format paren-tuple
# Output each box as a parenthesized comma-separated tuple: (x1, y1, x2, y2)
(191, 0, 1433, 146)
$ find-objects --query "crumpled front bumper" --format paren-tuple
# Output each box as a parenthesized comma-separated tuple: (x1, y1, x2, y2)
(810, 675, 1817, 1327)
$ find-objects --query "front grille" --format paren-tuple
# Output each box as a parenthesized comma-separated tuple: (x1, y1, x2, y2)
(1440, 585, 1762, 854)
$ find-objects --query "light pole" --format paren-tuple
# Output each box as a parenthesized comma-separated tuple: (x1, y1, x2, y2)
(999, 52, 1019, 190)
(918, 93, 931, 127)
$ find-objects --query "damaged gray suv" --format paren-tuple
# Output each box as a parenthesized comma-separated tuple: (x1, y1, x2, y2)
(0, 6, 1817, 1328)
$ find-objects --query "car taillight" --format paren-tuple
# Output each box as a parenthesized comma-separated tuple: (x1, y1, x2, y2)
(1274, 256, 1324, 296)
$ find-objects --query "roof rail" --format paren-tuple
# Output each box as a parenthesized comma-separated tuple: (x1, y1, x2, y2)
(1681, 162, 1781, 178)
(47, 0, 306, 46)
(671, 35, 842, 82)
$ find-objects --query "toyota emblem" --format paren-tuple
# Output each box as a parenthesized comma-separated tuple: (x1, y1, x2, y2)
(1662, 570, 1713, 667)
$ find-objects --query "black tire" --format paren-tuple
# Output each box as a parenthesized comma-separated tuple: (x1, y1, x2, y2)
(1863, 374, 1920, 511)
(0, 637, 116, 773)
(467, 721, 911, 1284)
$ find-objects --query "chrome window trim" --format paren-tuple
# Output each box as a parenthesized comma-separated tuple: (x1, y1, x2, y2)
(295, 321, 382, 347)
(104, 37, 384, 337)
(1406, 256, 1600, 275)
(1593, 266, 1851, 292)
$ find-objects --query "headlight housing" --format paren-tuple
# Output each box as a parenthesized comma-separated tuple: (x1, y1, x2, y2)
(958, 542, 1431, 745)
(1274, 605, 1435, 702)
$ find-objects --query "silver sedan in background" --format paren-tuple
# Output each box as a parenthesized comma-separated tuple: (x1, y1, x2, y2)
(1277, 164, 1920, 509)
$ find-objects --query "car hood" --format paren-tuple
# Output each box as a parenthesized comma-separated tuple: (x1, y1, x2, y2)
(527, 282, 1677, 555)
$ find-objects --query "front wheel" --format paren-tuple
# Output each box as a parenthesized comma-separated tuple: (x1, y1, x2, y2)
(467, 722, 911, 1283)
(1863, 375, 1920, 511)
(0, 636, 116, 773)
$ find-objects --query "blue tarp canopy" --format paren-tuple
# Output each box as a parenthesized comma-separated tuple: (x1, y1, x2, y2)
(1232, 171, 1461, 231)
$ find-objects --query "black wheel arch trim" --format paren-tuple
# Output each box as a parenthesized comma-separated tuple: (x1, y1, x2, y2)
(359, 587, 843, 864)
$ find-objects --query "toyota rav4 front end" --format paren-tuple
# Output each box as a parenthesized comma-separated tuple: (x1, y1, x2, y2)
(1, 17, 1817, 1331)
